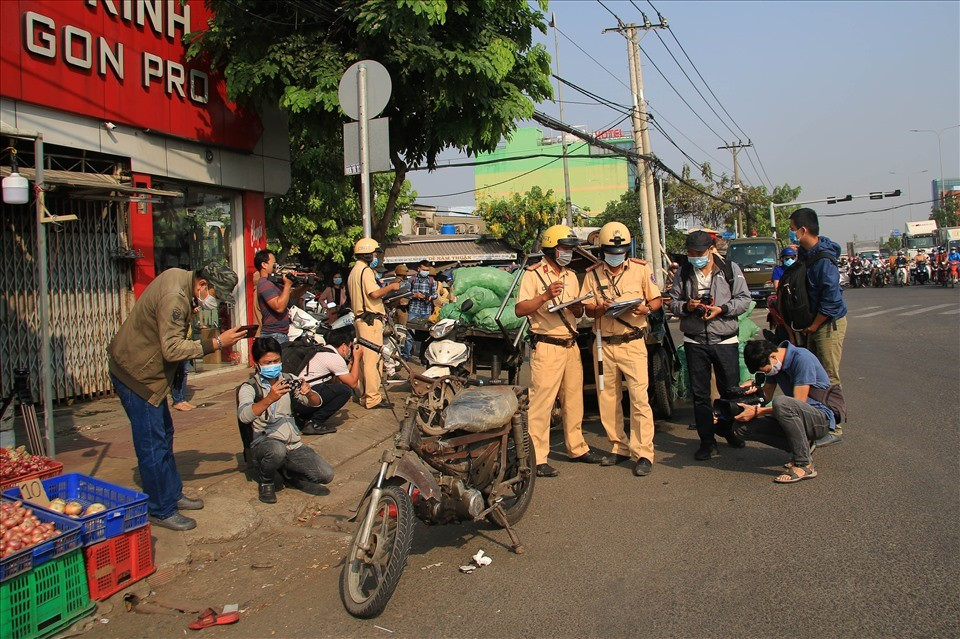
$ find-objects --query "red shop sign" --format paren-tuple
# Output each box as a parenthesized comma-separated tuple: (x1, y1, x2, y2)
(0, 0, 262, 151)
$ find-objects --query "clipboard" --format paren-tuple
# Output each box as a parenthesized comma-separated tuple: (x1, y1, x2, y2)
(548, 293, 594, 313)
(606, 297, 645, 318)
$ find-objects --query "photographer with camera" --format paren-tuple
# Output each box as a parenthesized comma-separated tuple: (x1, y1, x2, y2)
(738, 339, 840, 484)
(238, 337, 335, 504)
(668, 231, 752, 461)
(255, 249, 308, 344)
(291, 327, 364, 434)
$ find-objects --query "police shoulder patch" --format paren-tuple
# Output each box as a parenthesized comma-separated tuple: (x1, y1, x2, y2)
(172, 307, 183, 322)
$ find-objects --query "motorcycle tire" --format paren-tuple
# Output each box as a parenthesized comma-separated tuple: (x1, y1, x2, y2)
(650, 346, 675, 420)
(491, 416, 536, 527)
(340, 485, 414, 619)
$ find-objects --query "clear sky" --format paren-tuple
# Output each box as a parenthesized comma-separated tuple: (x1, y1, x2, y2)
(406, 0, 960, 245)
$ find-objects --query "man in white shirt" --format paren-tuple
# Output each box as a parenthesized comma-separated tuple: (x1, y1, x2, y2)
(295, 327, 364, 434)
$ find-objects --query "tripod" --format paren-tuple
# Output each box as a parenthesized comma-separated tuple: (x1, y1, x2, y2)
(0, 368, 46, 457)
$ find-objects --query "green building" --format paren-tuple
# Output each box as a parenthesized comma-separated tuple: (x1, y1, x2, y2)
(474, 126, 636, 215)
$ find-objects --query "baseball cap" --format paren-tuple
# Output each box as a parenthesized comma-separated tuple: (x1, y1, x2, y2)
(685, 230, 714, 252)
(199, 261, 238, 305)
(781, 247, 797, 258)
(394, 264, 409, 276)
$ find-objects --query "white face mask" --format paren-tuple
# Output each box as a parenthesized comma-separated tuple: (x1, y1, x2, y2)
(767, 357, 782, 376)
(555, 250, 573, 266)
(200, 294, 219, 311)
(604, 252, 626, 268)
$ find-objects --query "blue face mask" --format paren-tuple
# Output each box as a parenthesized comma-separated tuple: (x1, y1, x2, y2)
(604, 252, 626, 267)
(784, 258, 796, 267)
(333, 277, 342, 286)
(259, 363, 282, 379)
(371, 257, 380, 269)
(788, 229, 798, 244)
(690, 256, 709, 269)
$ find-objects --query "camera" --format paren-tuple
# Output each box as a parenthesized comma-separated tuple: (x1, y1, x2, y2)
(713, 373, 765, 420)
(694, 294, 714, 318)
(267, 265, 318, 289)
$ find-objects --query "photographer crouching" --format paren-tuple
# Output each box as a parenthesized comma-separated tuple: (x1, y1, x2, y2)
(669, 230, 753, 461)
(736, 340, 842, 484)
(238, 338, 335, 504)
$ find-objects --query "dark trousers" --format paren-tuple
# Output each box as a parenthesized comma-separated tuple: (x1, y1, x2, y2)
(252, 439, 335, 485)
(111, 375, 182, 519)
(732, 396, 830, 465)
(293, 383, 353, 424)
(685, 341, 741, 445)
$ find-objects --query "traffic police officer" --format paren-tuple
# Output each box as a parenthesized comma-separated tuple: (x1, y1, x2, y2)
(348, 238, 400, 409)
(515, 225, 603, 478)
(581, 222, 663, 477)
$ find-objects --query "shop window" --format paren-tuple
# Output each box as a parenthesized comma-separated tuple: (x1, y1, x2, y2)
(153, 186, 239, 371)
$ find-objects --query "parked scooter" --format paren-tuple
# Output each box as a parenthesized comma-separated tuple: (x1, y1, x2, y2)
(340, 308, 535, 619)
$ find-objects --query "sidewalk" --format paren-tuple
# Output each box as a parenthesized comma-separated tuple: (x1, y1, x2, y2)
(15, 367, 405, 585)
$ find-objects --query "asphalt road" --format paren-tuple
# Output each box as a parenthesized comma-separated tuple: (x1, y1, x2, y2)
(92, 285, 959, 639)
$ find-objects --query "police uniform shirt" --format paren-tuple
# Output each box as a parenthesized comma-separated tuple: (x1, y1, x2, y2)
(348, 261, 385, 315)
(580, 260, 661, 337)
(517, 261, 581, 337)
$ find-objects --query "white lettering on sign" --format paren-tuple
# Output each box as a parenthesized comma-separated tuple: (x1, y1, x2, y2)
(25, 2, 203, 104)
(249, 218, 264, 248)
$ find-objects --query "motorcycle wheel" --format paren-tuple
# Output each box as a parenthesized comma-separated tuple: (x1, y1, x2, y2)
(490, 417, 536, 527)
(340, 485, 414, 619)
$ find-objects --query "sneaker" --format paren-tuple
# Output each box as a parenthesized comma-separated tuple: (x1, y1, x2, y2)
(633, 458, 653, 477)
(813, 432, 843, 448)
(149, 512, 197, 531)
(694, 443, 720, 461)
(300, 422, 337, 436)
(176, 496, 204, 510)
(258, 483, 277, 504)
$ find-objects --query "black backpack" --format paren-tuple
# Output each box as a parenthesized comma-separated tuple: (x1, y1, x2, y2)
(680, 255, 736, 297)
(778, 252, 837, 330)
(281, 338, 328, 377)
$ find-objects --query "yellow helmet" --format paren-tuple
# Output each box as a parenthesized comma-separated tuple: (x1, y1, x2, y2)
(353, 237, 381, 255)
(598, 222, 631, 254)
(541, 224, 580, 250)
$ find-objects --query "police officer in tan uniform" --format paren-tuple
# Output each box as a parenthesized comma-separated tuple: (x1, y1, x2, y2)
(348, 238, 401, 409)
(581, 222, 663, 477)
(515, 225, 603, 478)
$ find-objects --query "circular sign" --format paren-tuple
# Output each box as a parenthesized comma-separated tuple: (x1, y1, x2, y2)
(338, 60, 392, 120)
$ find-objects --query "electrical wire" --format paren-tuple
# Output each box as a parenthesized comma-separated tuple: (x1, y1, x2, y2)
(596, 0, 623, 25)
(819, 199, 938, 218)
(554, 25, 631, 92)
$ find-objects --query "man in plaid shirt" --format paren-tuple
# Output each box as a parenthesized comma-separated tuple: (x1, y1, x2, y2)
(404, 260, 437, 361)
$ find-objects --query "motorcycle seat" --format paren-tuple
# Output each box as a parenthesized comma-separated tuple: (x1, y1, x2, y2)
(443, 387, 518, 433)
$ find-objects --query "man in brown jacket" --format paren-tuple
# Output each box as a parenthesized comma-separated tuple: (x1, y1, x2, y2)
(109, 262, 245, 531)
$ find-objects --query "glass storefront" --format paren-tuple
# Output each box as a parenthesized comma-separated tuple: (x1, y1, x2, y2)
(153, 185, 240, 371)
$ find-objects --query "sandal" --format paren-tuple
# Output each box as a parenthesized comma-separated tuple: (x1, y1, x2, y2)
(774, 464, 818, 484)
(188, 608, 240, 630)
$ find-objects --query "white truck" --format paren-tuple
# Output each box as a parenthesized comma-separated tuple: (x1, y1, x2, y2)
(903, 220, 938, 258)
(934, 226, 960, 253)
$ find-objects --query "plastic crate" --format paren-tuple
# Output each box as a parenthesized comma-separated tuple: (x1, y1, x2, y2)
(0, 549, 95, 639)
(3, 473, 148, 547)
(83, 524, 156, 601)
(0, 502, 82, 583)
(0, 461, 64, 492)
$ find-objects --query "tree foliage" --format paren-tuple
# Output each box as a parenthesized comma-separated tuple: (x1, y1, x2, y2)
(929, 194, 959, 228)
(190, 0, 553, 241)
(476, 186, 578, 253)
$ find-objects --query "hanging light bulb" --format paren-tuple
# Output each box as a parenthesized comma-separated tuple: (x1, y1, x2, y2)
(3, 150, 29, 205)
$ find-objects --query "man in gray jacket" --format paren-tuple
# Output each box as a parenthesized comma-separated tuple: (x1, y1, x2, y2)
(669, 231, 753, 460)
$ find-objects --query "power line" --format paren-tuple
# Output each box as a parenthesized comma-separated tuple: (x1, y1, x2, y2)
(554, 25, 630, 92)
(596, 0, 623, 25)
(819, 198, 937, 218)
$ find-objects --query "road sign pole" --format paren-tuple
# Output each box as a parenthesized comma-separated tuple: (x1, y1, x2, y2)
(358, 64, 372, 239)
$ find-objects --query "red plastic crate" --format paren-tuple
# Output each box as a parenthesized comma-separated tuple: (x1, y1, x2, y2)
(0, 461, 64, 492)
(82, 525, 155, 601)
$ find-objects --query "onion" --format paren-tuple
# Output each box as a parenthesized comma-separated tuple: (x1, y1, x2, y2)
(63, 502, 83, 517)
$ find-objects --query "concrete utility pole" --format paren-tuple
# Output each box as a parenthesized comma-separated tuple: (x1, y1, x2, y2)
(551, 13, 574, 226)
(718, 140, 752, 236)
(605, 18, 666, 282)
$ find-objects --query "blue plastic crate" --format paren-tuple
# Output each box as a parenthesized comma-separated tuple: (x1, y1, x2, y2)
(3, 474, 148, 547)
(0, 501, 82, 583)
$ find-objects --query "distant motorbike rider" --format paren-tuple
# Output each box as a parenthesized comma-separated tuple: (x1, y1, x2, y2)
(771, 247, 797, 291)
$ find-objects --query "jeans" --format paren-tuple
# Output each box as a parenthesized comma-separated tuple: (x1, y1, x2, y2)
(403, 310, 431, 360)
(111, 375, 182, 519)
(261, 332, 289, 345)
(685, 341, 741, 445)
(253, 440, 335, 485)
(171, 362, 188, 404)
(732, 395, 830, 465)
(293, 383, 353, 424)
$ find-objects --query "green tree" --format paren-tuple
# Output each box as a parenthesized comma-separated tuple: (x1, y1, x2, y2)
(930, 193, 959, 228)
(191, 0, 553, 241)
(882, 235, 902, 252)
(477, 186, 576, 252)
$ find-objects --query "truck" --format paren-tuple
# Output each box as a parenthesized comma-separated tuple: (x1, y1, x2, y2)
(934, 226, 960, 252)
(727, 237, 780, 300)
(846, 240, 880, 260)
(903, 220, 938, 258)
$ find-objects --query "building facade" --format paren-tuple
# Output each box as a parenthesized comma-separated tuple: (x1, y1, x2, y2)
(1, 0, 290, 401)
(474, 126, 636, 214)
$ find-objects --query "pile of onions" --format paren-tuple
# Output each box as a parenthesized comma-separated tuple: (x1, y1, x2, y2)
(0, 447, 57, 480)
(0, 501, 60, 559)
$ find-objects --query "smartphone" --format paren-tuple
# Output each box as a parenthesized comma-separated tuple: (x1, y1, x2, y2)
(238, 325, 258, 339)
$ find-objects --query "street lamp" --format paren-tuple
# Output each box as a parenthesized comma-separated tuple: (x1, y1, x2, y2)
(909, 125, 959, 203)
(889, 169, 928, 222)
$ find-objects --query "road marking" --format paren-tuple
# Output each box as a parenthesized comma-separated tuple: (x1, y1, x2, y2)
(851, 305, 919, 318)
(897, 304, 956, 316)
(939, 309, 960, 315)
(856, 306, 882, 311)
